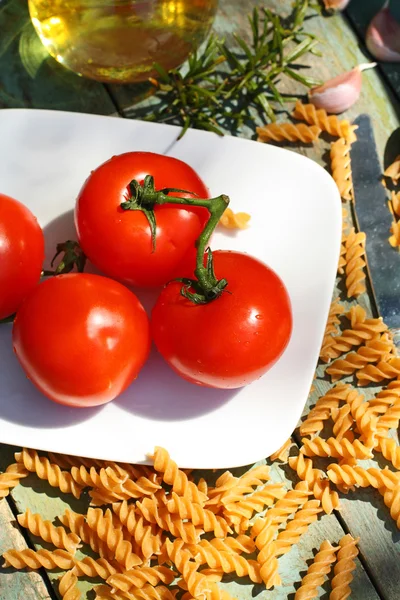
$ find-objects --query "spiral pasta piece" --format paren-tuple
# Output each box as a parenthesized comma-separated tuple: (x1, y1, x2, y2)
(270, 438, 293, 462)
(327, 463, 400, 490)
(222, 483, 285, 524)
(344, 229, 366, 298)
(86, 508, 141, 570)
(165, 539, 211, 598)
(389, 190, 400, 218)
(107, 566, 176, 593)
(71, 465, 126, 490)
(17, 509, 81, 554)
(256, 122, 321, 143)
(207, 535, 255, 555)
(330, 137, 353, 201)
(299, 384, 351, 436)
(326, 333, 394, 382)
(377, 396, 400, 433)
(389, 219, 400, 248)
(218, 465, 271, 507)
(136, 496, 203, 544)
(301, 436, 371, 460)
(151, 447, 206, 504)
(164, 492, 231, 537)
(369, 379, 400, 417)
(219, 208, 250, 230)
(292, 101, 356, 141)
(94, 583, 180, 600)
(379, 485, 400, 528)
(258, 499, 322, 588)
(331, 404, 354, 441)
(0, 462, 29, 499)
(112, 501, 163, 559)
(319, 299, 345, 362)
(2, 548, 75, 570)
(375, 434, 400, 469)
(288, 455, 340, 514)
(73, 557, 121, 579)
(59, 571, 81, 600)
(337, 233, 347, 276)
(188, 540, 262, 583)
(330, 534, 359, 600)
(322, 313, 387, 362)
(59, 509, 114, 560)
(384, 155, 400, 184)
(295, 540, 338, 600)
(356, 358, 400, 386)
(15, 448, 83, 499)
(251, 481, 311, 549)
(48, 452, 105, 470)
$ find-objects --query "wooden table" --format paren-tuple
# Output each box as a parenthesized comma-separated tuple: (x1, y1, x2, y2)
(1, 1, 400, 599)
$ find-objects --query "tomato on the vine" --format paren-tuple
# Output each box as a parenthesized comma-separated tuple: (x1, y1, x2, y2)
(13, 273, 151, 407)
(0, 193, 44, 320)
(75, 152, 210, 288)
(152, 251, 293, 389)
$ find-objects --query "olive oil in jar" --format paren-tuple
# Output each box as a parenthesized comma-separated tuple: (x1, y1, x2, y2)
(28, 0, 218, 83)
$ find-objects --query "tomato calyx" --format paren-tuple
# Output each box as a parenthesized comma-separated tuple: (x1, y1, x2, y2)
(120, 175, 199, 252)
(42, 240, 87, 277)
(176, 248, 229, 304)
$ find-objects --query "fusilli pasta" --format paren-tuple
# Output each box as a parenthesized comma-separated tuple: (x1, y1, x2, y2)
(59, 570, 81, 600)
(256, 122, 321, 144)
(107, 565, 176, 593)
(288, 454, 340, 514)
(112, 501, 163, 559)
(344, 229, 366, 298)
(384, 155, 400, 184)
(294, 540, 338, 600)
(299, 383, 351, 436)
(326, 333, 394, 381)
(59, 509, 114, 560)
(219, 208, 251, 230)
(330, 137, 353, 201)
(327, 464, 400, 490)
(301, 436, 372, 460)
(2, 548, 75, 570)
(17, 508, 81, 554)
(151, 447, 206, 504)
(319, 299, 345, 362)
(356, 358, 400, 386)
(330, 534, 359, 600)
(293, 101, 356, 141)
(269, 438, 293, 462)
(73, 557, 121, 579)
(0, 462, 29, 499)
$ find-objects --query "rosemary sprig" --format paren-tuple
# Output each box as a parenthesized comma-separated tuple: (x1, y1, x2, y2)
(146, 0, 320, 137)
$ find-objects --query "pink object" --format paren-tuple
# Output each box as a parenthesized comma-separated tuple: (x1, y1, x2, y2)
(366, 3, 400, 62)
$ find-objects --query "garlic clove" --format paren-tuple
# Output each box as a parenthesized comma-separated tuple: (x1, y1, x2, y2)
(308, 63, 376, 114)
(323, 0, 351, 10)
(366, 3, 400, 62)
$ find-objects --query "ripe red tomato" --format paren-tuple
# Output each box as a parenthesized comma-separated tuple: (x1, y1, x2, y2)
(75, 152, 210, 288)
(13, 274, 151, 407)
(152, 251, 292, 389)
(0, 193, 44, 320)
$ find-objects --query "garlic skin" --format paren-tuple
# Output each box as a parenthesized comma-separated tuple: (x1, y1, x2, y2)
(366, 4, 400, 62)
(323, 0, 351, 10)
(308, 63, 376, 114)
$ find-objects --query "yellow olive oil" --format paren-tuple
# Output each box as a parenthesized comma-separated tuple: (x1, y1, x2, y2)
(28, 0, 217, 83)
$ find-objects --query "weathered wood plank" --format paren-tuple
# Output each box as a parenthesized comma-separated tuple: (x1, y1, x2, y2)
(0, 499, 52, 599)
(0, 0, 117, 114)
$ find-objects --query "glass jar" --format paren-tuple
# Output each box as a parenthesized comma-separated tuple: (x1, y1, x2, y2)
(28, 0, 218, 83)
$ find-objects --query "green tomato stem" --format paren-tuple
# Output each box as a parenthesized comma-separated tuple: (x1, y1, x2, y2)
(121, 176, 230, 303)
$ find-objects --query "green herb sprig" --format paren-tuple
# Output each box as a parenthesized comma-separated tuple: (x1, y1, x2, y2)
(146, 0, 321, 138)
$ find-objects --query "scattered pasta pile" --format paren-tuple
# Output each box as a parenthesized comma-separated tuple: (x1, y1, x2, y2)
(1, 446, 361, 599)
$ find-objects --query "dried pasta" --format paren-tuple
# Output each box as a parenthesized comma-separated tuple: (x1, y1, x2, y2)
(356, 357, 400, 386)
(151, 447, 206, 504)
(389, 219, 400, 248)
(187, 539, 262, 583)
(295, 540, 338, 600)
(256, 122, 321, 144)
(137, 496, 203, 544)
(326, 333, 394, 381)
(389, 190, 400, 217)
(59, 570, 81, 600)
(164, 491, 231, 537)
(375, 434, 400, 470)
(73, 557, 121, 579)
(112, 501, 163, 559)
(330, 534, 359, 600)
(107, 566, 176, 593)
(300, 437, 371, 460)
(270, 438, 293, 462)
(331, 404, 354, 441)
(379, 485, 400, 529)
(17, 508, 81, 554)
(337, 233, 347, 275)
(327, 463, 400, 490)
(86, 507, 142, 570)
(15, 448, 83, 499)
(219, 208, 251, 230)
(2, 548, 75, 570)
(293, 101, 357, 141)
(0, 462, 29, 499)
(258, 499, 322, 588)
(330, 138, 353, 201)
(319, 298, 345, 362)
(384, 155, 400, 184)
(288, 454, 340, 514)
(300, 384, 351, 436)
(59, 509, 115, 560)
(344, 229, 366, 298)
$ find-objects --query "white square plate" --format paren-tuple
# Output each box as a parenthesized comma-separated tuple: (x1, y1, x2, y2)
(0, 109, 341, 468)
